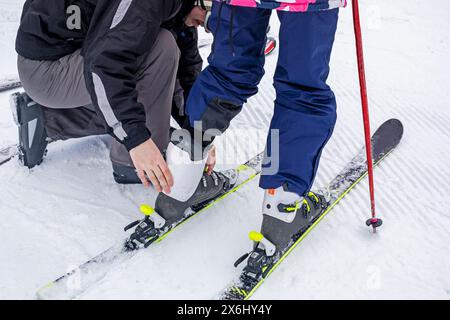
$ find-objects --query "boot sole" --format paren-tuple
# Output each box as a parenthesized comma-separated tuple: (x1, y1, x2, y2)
(10, 93, 48, 168)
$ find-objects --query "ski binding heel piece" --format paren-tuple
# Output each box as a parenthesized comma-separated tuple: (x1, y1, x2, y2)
(249, 231, 276, 257)
(125, 205, 167, 250)
(234, 231, 277, 280)
(140, 204, 166, 229)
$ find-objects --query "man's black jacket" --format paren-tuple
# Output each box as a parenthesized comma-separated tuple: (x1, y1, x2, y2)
(16, 0, 202, 150)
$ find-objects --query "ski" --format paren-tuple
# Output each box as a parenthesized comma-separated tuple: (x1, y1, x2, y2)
(220, 118, 404, 300)
(0, 78, 21, 93)
(0, 144, 19, 166)
(1, 91, 22, 166)
(36, 152, 265, 299)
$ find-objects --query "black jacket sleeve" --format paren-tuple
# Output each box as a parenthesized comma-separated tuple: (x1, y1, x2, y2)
(83, 0, 182, 151)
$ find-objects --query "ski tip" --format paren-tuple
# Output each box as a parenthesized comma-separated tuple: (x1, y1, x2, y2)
(377, 118, 404, 139)
(386, 118, 403, 133)
(372, 119, 404, 159)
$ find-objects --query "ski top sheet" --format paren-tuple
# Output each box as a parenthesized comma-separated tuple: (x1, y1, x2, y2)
(36, 153, 265, 300)
(221, 119, 404, 300)
(0, 144, 18, 166)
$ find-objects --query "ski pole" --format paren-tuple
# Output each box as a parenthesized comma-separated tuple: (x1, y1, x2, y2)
(351, 0, 382, 233)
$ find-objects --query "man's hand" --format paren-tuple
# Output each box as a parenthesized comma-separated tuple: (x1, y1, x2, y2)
(185, 7, 207, 28)
(129, 139, 174, 193)
(205, 145, 216, 175)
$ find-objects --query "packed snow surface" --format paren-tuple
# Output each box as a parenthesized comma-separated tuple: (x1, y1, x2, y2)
(0, 0, 449, 299)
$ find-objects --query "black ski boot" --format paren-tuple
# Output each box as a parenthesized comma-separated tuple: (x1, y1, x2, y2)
(124, 170, 234, 250)
(260, 187, 328, 252)
(112, 162, 141, 184)
(10, 92, 49, 168)
(155, 170, 232, 225)
(234, 186, 328, 281)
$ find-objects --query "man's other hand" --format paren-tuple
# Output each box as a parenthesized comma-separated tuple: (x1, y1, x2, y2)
(205, 145, 216, 175)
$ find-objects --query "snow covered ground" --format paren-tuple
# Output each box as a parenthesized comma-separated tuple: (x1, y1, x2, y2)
(1, 0, 449, 300)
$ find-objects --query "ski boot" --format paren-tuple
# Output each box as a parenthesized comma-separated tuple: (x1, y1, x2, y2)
(10, 92, 49, 168)
(112, 162, 141, 184)
(124, 170, 235, 250)
(234, 186, 329, 282)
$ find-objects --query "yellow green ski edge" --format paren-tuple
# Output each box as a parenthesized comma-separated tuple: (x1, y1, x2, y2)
(240, 149, 395, 300)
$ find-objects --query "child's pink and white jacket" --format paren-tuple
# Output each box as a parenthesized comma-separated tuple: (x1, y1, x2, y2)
(211, 0, 346, 12)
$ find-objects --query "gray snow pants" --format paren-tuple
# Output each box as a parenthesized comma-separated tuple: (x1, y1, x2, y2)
(17, 29, 180, 167)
